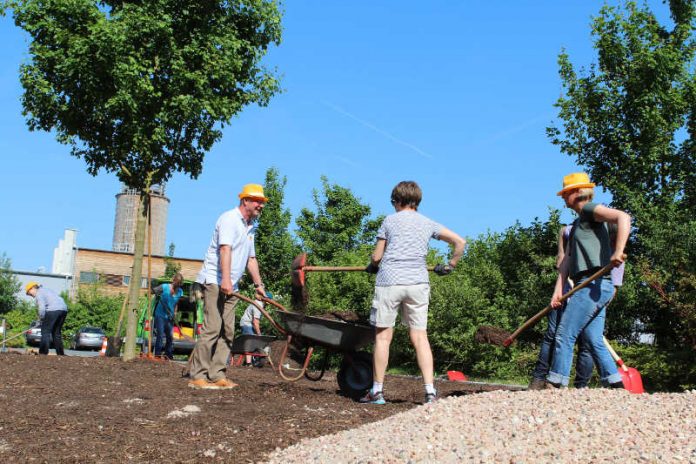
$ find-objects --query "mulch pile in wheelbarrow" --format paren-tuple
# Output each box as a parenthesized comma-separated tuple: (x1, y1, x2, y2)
(0, 353, 511, 463)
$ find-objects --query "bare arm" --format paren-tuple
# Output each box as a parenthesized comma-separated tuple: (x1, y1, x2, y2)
(551, 246, 570, 309)
(246, 256, 265, 299)
(252, 317, 261, 335)
(371, 239, 386, 265)
(556, 227, 566, 270)
(438, 226, 466, 267)
(219, 245, 233, 295)
(592, 205, 631, 264)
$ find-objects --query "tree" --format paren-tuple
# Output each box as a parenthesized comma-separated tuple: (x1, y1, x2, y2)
(296, 176, 381, 263)
(253, 167, 299, 299)
(0, 254, 21, 315)
(163, 243, 181, 279)
(547, 0, 696, 381)
(294, 177, 381, 313)
(5, 0, 283, 359)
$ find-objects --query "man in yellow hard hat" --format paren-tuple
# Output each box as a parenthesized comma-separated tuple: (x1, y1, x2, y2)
(188, 183, 268, 389)
(25, 281, 69, 355)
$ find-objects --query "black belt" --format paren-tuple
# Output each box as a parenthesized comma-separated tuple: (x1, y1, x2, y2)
(571, 267, 609, 283)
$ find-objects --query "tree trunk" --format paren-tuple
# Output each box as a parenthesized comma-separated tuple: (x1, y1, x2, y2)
(122, 193, 148, 361)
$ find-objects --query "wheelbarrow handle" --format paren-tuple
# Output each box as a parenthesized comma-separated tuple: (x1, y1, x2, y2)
(230, 292, 287, 336)
(302, 265, 436, 272)
(503, 257, 625, 347)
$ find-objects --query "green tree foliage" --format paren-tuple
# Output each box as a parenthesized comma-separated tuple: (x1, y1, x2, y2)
(294, 177, 382, 314)
(5, 0, 283, 359)
(2, 300, 37, 347)
(546, 0, 696, 382)
(0, 254, 20, 315)
(296, 176, 381, 263)
(424, 214, 561, 379)
(253, 167, 300, 300)
(62, 286, 124, 336)
(163, 243, 181, 279)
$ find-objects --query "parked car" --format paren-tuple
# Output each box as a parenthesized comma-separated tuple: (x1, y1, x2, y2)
(25, 320, 42, 347)
(71, 327, 107, 350)
(137, 278, 203, 355)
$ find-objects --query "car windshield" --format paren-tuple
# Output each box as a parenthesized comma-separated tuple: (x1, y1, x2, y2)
(82, 328, 104, 334)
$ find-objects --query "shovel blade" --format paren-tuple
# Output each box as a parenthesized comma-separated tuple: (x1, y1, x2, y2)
(618, 367, 645, 394)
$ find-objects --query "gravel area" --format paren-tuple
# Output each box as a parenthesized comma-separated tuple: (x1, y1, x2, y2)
(264, 389, 696, 463)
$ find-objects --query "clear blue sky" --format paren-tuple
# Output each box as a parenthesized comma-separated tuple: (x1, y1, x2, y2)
(0, 1, 669, 271)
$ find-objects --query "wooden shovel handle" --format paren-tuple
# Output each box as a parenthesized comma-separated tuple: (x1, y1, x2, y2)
(303, 265, 436, 272)
(603, 336, 629, 372)
(503, 257, 625, 347)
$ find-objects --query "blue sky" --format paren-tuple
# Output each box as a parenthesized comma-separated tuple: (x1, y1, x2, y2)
(0, 1, 669, 271)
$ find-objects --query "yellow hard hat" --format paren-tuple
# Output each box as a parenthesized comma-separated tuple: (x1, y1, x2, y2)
(25, 281, 39, 295)
(238, 184, 268, 202)
(557, 172, 596, 196)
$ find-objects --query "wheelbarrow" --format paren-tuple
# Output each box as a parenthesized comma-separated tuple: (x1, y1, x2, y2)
(232, 292, 375, 399)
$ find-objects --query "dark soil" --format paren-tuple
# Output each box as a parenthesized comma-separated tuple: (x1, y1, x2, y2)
(0, 353, 520, 463)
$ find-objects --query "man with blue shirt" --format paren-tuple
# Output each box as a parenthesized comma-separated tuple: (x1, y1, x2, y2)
(25, 282, 68, 355)
(188, 184, 268, 390)
(152, 272, 184, 359)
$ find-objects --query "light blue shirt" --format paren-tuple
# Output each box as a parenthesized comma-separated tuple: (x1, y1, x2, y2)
(34, 286, 68, 319)
(197, 207, 257, 288)
(153, 283, 183, 319)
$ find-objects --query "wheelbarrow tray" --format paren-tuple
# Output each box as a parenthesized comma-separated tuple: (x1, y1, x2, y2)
(274, 311, 374, 351)
(229, 334, 277, 354)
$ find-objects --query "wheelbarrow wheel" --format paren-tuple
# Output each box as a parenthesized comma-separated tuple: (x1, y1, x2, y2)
(337, 351, 373, 400)
(251, 349, 267, 368)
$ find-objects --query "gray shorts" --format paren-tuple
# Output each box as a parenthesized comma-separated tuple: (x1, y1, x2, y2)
(369, 284, 430, 330)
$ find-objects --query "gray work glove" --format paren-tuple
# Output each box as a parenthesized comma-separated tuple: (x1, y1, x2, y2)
(433, 264, 453, 276)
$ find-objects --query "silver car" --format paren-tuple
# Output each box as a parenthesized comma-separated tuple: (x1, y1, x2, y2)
(71, 327, 106, 350)
(24, 321, 42, 347)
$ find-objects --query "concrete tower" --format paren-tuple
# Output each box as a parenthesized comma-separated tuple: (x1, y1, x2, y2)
(112, 184, 169, 256)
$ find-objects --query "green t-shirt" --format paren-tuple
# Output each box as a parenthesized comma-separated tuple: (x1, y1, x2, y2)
(568, 202, 614, 280)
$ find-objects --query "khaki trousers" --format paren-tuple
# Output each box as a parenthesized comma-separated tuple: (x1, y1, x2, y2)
(190, 284, 238, 382)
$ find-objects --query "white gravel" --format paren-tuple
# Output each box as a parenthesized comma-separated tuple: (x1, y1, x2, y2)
(263, 389, 696, 463)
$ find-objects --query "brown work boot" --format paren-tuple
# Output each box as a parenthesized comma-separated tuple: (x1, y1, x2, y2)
(527, 378, 546, 391)
(208, 378, 238, 390)
(188, 378, 215, 389)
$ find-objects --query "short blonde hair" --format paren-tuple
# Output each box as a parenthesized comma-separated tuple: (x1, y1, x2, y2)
(576, 187, 594, 201)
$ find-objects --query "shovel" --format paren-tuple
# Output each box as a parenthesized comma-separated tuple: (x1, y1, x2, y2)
(475, 257, 624, 347)
(291, 252, 436, 309)
(603, 337, 644, 394)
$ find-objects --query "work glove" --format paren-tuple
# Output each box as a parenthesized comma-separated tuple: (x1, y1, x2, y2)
(433, 264, 453, 276)
(365, 263, 379, 274)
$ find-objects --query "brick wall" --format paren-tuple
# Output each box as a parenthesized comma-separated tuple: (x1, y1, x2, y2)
(75, 248, 203, 297)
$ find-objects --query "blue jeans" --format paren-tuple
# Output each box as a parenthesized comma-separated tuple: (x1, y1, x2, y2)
(241, 325, 254, 335)
(154, 315, 174, 358)
(532, 304, 594, 387)
(547, 278, 621, 386)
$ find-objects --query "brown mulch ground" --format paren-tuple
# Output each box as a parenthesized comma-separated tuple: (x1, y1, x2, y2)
(0, 352, 521, 463)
